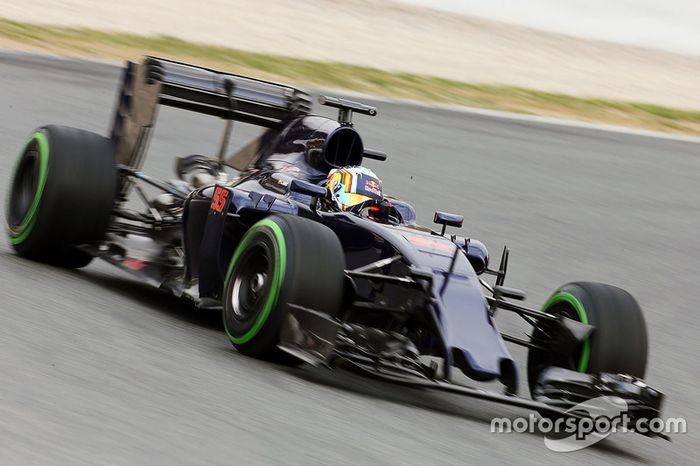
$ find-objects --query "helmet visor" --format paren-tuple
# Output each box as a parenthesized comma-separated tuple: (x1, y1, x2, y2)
(336, 191, 375, 209)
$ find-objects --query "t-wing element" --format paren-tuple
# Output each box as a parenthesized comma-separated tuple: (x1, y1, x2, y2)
(319, 95, 377, 126)
(363, 148, 387, 161)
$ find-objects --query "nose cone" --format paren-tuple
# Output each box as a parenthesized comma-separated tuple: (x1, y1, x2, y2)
(435, 273, 517, 390)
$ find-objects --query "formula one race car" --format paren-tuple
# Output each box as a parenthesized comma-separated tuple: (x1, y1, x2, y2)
(5, 57, 666, 438)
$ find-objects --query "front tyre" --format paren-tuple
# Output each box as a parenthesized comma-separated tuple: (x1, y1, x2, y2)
(527, 281, 648, 395)
(222, 215, 345, 362)
(6, 126, 116, 268)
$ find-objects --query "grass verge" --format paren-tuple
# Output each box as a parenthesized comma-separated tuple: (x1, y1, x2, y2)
(2, 18, 700, 136)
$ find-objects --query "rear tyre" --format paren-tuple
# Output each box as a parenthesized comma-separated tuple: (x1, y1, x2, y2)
(527, 281, 648, 395)
(6, 126, 117, 268)
(222, 215, 345, 363)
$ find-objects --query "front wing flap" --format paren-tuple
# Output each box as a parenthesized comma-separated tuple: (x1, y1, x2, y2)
(279, 304, 668, 441)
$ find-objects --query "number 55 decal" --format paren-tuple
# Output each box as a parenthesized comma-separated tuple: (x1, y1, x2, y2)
(210, 186, 230, 214)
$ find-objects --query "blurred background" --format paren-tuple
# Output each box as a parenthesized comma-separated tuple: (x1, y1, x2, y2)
(1, 1, 698, 465)
(403, 0, 700, 55)
(2, 0, 700, 116)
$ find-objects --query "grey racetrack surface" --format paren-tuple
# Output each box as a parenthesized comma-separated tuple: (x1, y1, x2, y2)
(1, 52, 698, 465)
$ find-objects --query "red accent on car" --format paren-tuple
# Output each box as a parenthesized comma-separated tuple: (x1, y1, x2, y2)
(405, 234, 453, 253)
(210, 187, 229, 213)
(122, 258, 146, 271)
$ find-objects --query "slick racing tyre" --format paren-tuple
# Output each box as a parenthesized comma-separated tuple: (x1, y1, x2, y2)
(6, 126, 117, 268)
(527, 281, 648, 395)
(223, 214, 345, 362)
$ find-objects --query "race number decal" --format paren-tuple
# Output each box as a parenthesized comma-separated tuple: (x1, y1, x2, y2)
(210, 186, 230, 214)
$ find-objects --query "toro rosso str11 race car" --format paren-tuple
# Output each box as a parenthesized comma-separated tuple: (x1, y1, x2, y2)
(5, 57, 666, 438)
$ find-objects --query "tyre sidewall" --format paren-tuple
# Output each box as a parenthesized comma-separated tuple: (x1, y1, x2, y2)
(223, 219, 288, 353)
(558, 282, 647, 377)
(222, 215, 345, 358)
(528, 281, 648, 394)
(6, 126, 116, 264)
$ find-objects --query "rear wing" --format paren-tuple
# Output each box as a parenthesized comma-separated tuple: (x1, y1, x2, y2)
(110, 56, 312, 171)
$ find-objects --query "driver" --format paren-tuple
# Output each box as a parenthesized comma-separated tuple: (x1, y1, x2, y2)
(325, 166, 383, 213)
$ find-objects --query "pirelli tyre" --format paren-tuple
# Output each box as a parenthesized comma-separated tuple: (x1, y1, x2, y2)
(5, 126, 117, 268)
(527, 281, 648, 395)
(223, 214, 345, 362)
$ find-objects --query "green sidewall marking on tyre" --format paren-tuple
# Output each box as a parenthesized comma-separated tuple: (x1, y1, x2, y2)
(8, 132, 49, 245)
(542, 291, 590, 373)
(224, 219, 287, 345)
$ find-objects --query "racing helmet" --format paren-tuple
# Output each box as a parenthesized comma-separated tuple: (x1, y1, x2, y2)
(326, 166, 383, 212)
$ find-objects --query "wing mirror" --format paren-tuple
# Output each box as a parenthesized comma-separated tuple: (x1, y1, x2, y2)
(289, 179, 326, 212)
(289, 179, 326, 197)
(363, 148, 387, 161)
(434, 211, 463, 235)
